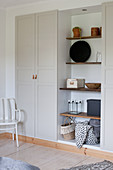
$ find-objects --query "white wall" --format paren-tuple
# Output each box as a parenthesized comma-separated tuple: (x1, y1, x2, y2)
(70, 12, 101, 112)
(71, 13, 102, 63)
(5, 0, 113, 97)
(0, 9, 6, 97)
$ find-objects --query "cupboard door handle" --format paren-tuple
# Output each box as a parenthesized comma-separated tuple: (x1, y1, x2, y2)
(32, 75, 34, 79)
(35, 74, 37, 79)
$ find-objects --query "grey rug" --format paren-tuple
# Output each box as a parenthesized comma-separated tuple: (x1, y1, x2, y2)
(61, 160, 113, 170)
(0, 157, 40, 170)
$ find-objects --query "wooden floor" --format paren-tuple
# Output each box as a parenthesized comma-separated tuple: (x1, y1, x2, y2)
(0, 138, 105, 170)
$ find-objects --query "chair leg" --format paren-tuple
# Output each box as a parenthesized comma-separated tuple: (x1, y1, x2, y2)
(12, 130, 14, 141)
(15, 124, 19, 147)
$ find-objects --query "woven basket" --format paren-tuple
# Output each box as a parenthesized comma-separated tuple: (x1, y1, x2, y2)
(63, 130, 75, 140)
(61, 121, 75, 140)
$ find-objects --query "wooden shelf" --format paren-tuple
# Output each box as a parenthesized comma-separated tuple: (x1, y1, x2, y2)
(60, 112, 101, 120)
(66, 35, 101, 40)
(59, 87, 101, 92)
(66, 62, 101, 65)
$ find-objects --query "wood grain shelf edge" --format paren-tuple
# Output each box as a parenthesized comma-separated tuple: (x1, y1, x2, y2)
(66, 35, 101, 40)
(59, 88, 101, 92)
(60, 112, 101, 120)
(66, 62, 101, 65)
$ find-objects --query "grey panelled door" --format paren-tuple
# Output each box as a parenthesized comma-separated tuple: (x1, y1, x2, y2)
(36, 11, 57, 141)
(15, 14, 35, 137)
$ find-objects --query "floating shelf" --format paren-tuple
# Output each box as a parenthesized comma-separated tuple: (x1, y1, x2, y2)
(60, 112, 101, 120)
(66, 35, 101, 40)
(59, 87, 101, 92)
(66, 62, 101, 65)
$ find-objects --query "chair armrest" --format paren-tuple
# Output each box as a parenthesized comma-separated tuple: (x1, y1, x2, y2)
(15, 109, 22, 122)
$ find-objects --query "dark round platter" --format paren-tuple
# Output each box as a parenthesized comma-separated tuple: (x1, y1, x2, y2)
(70, 41, 91, 62)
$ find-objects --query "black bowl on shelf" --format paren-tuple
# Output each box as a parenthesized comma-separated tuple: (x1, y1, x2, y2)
(69, 40, 91, 62)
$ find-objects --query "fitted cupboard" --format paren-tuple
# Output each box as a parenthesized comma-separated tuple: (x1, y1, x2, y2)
(15, 11, 57, 140)
(58, 3, 113, 152)
(58, 7, 102, 150)
(101, 2, 113, 151)
(15, 2, 113, 153)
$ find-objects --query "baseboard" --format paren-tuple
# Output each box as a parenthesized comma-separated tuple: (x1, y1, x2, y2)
(0, 133, 8, 139)
(1, 133, 113, 160)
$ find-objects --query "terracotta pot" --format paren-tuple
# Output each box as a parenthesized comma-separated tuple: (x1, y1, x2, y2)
(91, 27, 99, 36)
(72, 27, 81, 37)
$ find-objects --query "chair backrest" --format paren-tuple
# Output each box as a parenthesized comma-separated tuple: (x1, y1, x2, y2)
(0, 98, 16, 120)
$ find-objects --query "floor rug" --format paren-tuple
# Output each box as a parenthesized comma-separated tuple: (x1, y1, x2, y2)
(0, 157, 40, 170)
(60, 160, 113, 170)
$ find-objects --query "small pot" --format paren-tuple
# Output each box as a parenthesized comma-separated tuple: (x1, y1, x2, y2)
(91, 27, 99, 36)
(100, 27, 102, 36)
(72, 27, 81, 37)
